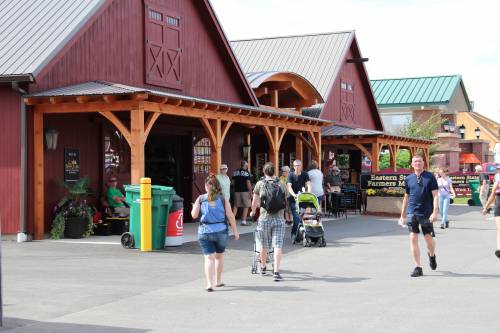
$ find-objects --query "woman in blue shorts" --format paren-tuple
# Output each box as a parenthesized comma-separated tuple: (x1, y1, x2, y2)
(192, 174, 239, 291)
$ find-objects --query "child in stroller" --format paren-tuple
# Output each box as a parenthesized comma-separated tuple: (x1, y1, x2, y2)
(293, 192, 326, 247)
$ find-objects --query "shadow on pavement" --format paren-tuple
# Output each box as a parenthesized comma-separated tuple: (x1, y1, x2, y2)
(0, 317, 150, 333)
(436, 271, 500, 279)
(216, 285, 310, 292)
(279, 269, 369, 283)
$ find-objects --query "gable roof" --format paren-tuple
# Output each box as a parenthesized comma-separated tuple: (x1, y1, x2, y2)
(371, 75, 472, 110)
(0, 0, 106, 79)
(231, 31, 354, 100)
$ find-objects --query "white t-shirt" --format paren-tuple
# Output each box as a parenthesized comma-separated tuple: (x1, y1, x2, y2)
(308, 169, 324, 197)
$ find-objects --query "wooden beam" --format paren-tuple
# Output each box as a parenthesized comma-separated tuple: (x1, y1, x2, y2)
(295, 136, 303, 162)
(33, 100, 141, 113)
(132, 93, 149, 101)
(245, 132, 252, 171)
(221, 121, 233, 143)
(103, 95, 117, 103)
(253, 87, 268, 98)
(371, 139, 381, 172)
(144, 112, 161, 143)
(270, 89, 279, 108)
(34, 110, 44, 240)
(141, 102, 324, 133)
(263, 81, 293, 91)
(130, 108, 145, 184)
(76, 96, 90, 104)
(354, 143, 372, 161)
(211, 119, 222, 173)
(99, 111, 132, 146)
(199, 118, 217, 147)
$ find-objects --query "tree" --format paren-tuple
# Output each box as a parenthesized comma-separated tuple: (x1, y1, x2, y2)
(397, 113, 443, 155)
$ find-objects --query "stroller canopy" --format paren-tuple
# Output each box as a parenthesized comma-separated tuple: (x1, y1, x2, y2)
(297, 192, 319, 210)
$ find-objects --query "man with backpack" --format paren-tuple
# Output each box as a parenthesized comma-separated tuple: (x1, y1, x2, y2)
(251, 162, 287, 281)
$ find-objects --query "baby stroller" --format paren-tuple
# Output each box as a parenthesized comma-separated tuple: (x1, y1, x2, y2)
(293, 192, 326, 247)
(251, 230, 274, 274)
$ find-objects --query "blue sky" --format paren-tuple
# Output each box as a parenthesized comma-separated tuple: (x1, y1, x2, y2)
(211, 0, 499, 121)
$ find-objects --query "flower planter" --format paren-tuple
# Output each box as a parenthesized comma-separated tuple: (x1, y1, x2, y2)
(367, 196, 404, 215)
(64, 216, 88, 239)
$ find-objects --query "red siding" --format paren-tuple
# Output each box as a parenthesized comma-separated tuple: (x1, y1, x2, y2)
(0, 86, 21, 234)
(42, 115, 101, 232)
(322, 44, 381, 131)
(32, 0, 252, 105)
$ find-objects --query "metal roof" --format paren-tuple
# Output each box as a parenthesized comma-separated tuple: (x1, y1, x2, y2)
(26, 81, 331, 124)
(0, 0, 106, 77)
(370, 75, 465, 107)
(322, 125, 383, 136)
(231, 31, 354, 100)
(321, 124, 433, 143)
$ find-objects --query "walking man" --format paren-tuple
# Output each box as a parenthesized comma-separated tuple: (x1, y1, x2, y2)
(287, 160, 312, 237)
(232, 160, 252, 226)
(399, 154, 439, 277)
(477, 165, 490, 209)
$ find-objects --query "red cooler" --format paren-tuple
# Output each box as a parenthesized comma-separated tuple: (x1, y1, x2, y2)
(165, 195, 184, 246)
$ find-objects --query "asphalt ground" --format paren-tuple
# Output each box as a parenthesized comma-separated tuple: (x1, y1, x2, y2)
(1, 205, 499, 332)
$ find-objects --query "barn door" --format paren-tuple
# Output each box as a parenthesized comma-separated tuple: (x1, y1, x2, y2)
(340, 80, 355, 122)
(145, 3, 182, 89)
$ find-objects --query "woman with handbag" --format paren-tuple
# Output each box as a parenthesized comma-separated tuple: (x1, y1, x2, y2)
(191, 174, 239, 292)
(437, 168, 456, 229)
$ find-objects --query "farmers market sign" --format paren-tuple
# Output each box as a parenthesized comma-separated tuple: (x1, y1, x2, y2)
(361, 172, 480, 196)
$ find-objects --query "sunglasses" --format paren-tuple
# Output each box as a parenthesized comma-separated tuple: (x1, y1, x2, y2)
(416, 175, 422, 186)
(110, 179, 117, 182)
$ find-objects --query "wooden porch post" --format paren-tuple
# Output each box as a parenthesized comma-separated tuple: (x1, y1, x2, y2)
(245, 132, 251, 172)
(200, 118, 232, 174)
(34, 110, 44, 240)
(389, 144, 400, 172)
(309, 130, 321, 169)
(263, 126, 287, 176)
(295, 136, 303, 162)
(371, 139, 380, 172)
(130, 108, 145, 184)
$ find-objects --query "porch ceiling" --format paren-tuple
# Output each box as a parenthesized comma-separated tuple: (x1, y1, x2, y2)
(25, 81, 331, 129)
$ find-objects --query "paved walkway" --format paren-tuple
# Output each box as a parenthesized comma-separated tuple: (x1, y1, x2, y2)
(1, 205, 499, 332)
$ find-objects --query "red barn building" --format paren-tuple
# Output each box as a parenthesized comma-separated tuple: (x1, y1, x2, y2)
(0, 0, 327, 239)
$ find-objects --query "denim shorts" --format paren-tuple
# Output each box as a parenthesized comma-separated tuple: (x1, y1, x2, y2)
(198, 230, 229, 255)
(407, 214, 435, 237)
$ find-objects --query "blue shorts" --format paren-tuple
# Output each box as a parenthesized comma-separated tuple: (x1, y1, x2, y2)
(198, 230, 229, 255)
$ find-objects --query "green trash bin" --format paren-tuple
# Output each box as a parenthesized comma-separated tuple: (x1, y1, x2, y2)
(468, 179, 481, 206)
(124, 185, 175, 249)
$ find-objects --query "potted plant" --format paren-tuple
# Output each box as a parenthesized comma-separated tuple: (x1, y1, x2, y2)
(366, 187, 406, 215)
(50, 176, 96, 239)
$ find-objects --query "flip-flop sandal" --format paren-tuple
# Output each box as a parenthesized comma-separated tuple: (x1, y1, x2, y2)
(495, 250, 500, 258)
(215, 283, 225, 287)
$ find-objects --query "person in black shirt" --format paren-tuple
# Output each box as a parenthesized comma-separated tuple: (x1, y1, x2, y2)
(399, 155, 439, 277)
(287, 159, 312, 236)
(232, 160, 252, 226)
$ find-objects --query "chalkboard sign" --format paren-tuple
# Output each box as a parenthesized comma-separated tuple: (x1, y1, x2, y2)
(64, 148, 80, 182)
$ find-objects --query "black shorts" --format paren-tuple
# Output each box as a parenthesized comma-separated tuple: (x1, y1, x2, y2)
(407, 214, 435, 237)
(495, 195, 500, 217)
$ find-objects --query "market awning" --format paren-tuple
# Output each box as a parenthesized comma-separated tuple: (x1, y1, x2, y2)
(459, 153, 481, 164)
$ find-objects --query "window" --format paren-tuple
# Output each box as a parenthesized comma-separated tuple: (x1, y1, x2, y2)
(145, 3, 182, 89)
(193, 138, 211, 174)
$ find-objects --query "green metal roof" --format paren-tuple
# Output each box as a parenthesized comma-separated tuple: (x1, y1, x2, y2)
(370, 75, 471, 109)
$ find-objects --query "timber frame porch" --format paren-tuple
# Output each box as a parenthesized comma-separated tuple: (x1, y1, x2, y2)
(322, 125, 433, 172)
(25, 81, 331, 239)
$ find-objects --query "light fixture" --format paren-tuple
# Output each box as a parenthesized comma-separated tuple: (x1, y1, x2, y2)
(459, 124, 466, 139)
(44, 129, 59, 151)
(475, 127, 481, 139)
(241, 143, 251, 159)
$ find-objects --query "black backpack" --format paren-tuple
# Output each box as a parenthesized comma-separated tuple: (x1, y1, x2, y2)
(260, 179, 286, 213)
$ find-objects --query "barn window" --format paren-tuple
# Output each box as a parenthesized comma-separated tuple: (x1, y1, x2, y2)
(145, 2, 182, 89)
(193, 138, 211, 174)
